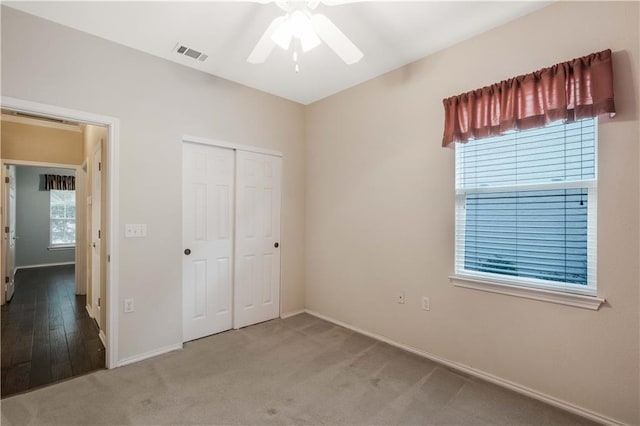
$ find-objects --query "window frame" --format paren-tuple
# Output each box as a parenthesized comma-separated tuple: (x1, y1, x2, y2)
(49, 189, 76, 249)
(451, 119, 604, 310)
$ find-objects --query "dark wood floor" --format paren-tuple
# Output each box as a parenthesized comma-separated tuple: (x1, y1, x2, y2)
(1, 265, 105, 398)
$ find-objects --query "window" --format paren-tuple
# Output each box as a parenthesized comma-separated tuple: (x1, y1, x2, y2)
(50, 190, 76, 247)
(454, 119, 597, 297)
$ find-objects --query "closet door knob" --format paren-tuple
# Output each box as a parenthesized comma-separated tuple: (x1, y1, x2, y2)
(274, 242, 279, 248)
(184, 249, 191, 255)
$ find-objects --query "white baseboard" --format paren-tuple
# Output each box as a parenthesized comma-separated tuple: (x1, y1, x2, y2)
(280, 309, 305, 319)
(98, 330, 106, 347)
(304, 309, 624, 426)
(16, 261, 75, 270)
(85, 304, 94, 318)
(116, 343, 183, 368)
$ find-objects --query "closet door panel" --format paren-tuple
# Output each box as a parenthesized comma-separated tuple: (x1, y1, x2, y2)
(182, 143, 234, 341)
(234, 151, 281, 328)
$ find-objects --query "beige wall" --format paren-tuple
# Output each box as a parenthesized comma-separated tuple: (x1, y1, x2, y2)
(2, 1, 638, 423)
(1, 7, 306, 360)
(1, 120, 83, 165)
(305, 2, 638, 424)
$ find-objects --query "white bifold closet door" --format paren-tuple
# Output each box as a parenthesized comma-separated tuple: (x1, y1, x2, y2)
(182, 142, 281, 342)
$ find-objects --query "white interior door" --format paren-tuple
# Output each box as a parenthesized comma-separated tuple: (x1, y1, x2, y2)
(4, 165, 16, 302)
(234, 151, 281, 329)
(75, 167, 87, 296)
(91, 142, 102, 328)
(182, 143, 234, 342)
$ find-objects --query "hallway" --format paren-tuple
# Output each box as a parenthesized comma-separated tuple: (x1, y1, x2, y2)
(1, 265, 104, 398)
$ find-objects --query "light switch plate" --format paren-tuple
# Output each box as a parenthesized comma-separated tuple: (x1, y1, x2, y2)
(125, 224, 147, 238)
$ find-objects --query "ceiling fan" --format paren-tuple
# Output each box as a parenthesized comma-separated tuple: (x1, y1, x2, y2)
(247, 0, 363, 67)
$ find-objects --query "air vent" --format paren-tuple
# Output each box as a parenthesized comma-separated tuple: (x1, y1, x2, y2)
(174, 43, 208, 62)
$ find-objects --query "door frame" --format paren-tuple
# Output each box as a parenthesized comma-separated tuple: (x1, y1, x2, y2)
(2, 164, 17, 303)
(90, 140, 102, 328)
(1, 96, 120, 369)
(1, 160, 82, 300)
(181, 134, 284, 335)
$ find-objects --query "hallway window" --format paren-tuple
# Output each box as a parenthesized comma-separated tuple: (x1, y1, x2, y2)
(50, 190, 76, 246)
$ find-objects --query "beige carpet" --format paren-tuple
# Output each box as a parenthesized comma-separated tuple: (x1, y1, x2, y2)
(1, 313, 595, 425)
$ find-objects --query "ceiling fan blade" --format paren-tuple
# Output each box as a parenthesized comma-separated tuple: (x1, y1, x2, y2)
(247, 15, 286, 64)
(311, 13, 363, 65)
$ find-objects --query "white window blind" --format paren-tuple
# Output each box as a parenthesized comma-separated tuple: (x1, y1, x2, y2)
(50, 190, 76, 246)
(455, 119, 597, 295)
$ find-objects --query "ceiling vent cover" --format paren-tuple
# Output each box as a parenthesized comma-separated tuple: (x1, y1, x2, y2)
(174, 43, 208, 62)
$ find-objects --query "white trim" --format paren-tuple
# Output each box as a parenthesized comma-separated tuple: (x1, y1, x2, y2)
(456, 179, 596, 195)
(280, 309, 305, 319)
(454, 119, 599, 302)
(450, 275, 605, 310)
(183, 134, 283, 158)
(2, 97, 118, 127)
(106, 115, 120, 371)
(90, 139, 103, 334)
(1, 161, 80, 295)
(2, 96, 120, 370)
(99, 330, 107, 347)
(116, 343, 183, 368)
(15, 261, 75, 270)
(1, 159, 81, 170)
(2, 164, 13, 306)
(304, 309, 623, 426)
(1, 113, 83, 132)
(49, 188, 76, 249)
(48, 245, 75, 251)
(86, 304, 94, 318)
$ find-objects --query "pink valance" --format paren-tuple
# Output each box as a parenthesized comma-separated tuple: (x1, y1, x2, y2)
(442, 49, 615, 147)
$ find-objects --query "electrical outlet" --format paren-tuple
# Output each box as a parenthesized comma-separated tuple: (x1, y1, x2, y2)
(421, 296, 430, 311)
(397, 292, 405, 304)
(124, 298, 135, 313)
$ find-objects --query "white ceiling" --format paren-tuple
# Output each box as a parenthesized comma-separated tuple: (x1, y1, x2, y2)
(5, 1, 550, 105)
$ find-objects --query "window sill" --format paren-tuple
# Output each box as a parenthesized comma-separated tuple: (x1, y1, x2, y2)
(48, 245, 75, 251)
(449, 275, 605, 310)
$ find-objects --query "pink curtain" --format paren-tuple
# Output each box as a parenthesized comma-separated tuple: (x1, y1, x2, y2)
(442, 49, 615, 147)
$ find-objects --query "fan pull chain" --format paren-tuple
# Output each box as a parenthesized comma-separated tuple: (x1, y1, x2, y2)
(293, 49, 299, 73)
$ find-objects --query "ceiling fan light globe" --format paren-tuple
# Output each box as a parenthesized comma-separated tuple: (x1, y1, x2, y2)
(270, 20, 292, 50)
(299, 30, 321, 52)
(289, 11, 312, 37)
(288, 11, 321, 52)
